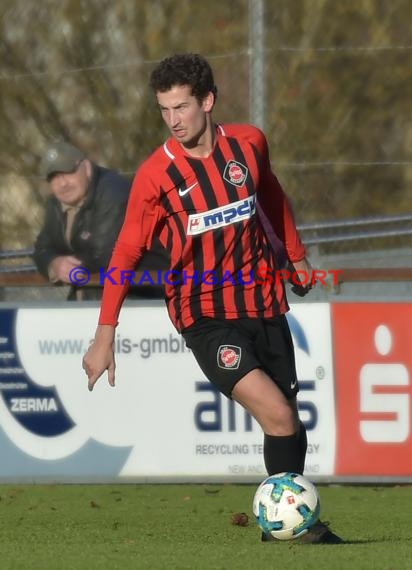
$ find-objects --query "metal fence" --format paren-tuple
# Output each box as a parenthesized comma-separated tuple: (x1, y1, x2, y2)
(1, 213, 411, 302)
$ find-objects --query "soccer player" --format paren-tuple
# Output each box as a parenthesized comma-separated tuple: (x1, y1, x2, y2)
(82, 53, 343, 544)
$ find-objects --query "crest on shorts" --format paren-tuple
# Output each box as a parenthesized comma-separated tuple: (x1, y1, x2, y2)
(223, 160, 248, 187)
(217, 345, 241, 369)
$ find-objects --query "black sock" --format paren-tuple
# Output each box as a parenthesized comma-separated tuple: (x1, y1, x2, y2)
(263, 431, 302, 475)
(297, 421, 307, 475)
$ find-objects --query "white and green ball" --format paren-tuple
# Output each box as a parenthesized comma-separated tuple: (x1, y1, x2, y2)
(253, 472, 320, 541)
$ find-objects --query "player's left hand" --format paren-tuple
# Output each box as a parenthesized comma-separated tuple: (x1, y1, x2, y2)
(287, 258, 314, 297)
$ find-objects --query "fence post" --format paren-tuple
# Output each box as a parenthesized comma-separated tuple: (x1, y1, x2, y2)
(249, 0, 265, 129)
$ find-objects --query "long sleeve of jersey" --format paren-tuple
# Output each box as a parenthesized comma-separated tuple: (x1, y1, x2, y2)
(98, 165, 162, 326)
(255, 133, 306, 264)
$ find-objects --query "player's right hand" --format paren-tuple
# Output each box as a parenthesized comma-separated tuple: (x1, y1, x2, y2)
(82, 325, 116, 391)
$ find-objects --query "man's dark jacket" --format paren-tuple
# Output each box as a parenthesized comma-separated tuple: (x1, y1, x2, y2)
(33, 164, 168, 299)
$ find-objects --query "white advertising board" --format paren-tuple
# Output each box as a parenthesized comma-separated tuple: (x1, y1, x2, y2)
(0, 303, 335, 482)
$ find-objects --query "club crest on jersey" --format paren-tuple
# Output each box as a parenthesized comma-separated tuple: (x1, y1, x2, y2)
(217, 345, 241, 370)
(223, 160, 248, 187)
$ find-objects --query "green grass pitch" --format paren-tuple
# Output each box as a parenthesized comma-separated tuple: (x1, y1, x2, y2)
(0, 484, 411, 569)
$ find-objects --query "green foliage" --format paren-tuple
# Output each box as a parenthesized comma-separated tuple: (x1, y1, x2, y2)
(0, 0, 411, 248)
(263, 0, 412, 222)
(0, 484, 411, 569)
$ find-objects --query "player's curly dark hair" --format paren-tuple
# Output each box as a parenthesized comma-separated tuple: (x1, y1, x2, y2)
(150, 53, 218, 103)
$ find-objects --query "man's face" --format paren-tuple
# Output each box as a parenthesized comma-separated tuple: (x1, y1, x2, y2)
(48, 159, 91, 206)
(156, 85, 213, 148)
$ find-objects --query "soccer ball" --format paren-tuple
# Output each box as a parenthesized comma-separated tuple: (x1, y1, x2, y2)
(253, 472, 320, 541)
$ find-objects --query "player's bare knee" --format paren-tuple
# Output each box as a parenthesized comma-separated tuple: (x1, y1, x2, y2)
(259, 403, 296, 436)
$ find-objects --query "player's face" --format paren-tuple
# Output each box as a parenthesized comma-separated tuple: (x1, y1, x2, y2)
(156, 85, 214, 149)
(48, 159, 92, 206)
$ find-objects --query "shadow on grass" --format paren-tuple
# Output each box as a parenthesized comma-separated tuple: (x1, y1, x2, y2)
(290, 537, 412, 546)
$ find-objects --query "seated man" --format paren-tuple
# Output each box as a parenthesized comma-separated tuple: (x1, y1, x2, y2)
(33, 141, 168, 300)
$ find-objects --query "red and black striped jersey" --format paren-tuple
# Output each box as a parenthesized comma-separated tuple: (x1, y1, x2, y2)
(99, 123, 306, 332)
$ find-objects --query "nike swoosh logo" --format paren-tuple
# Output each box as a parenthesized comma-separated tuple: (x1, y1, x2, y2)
(178, 182, 198, 197)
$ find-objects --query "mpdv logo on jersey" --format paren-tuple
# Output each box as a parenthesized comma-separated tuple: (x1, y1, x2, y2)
(187, 194, 256, 235)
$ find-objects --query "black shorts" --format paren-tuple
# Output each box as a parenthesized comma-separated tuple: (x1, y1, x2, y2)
(182, 315, 298, 399)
